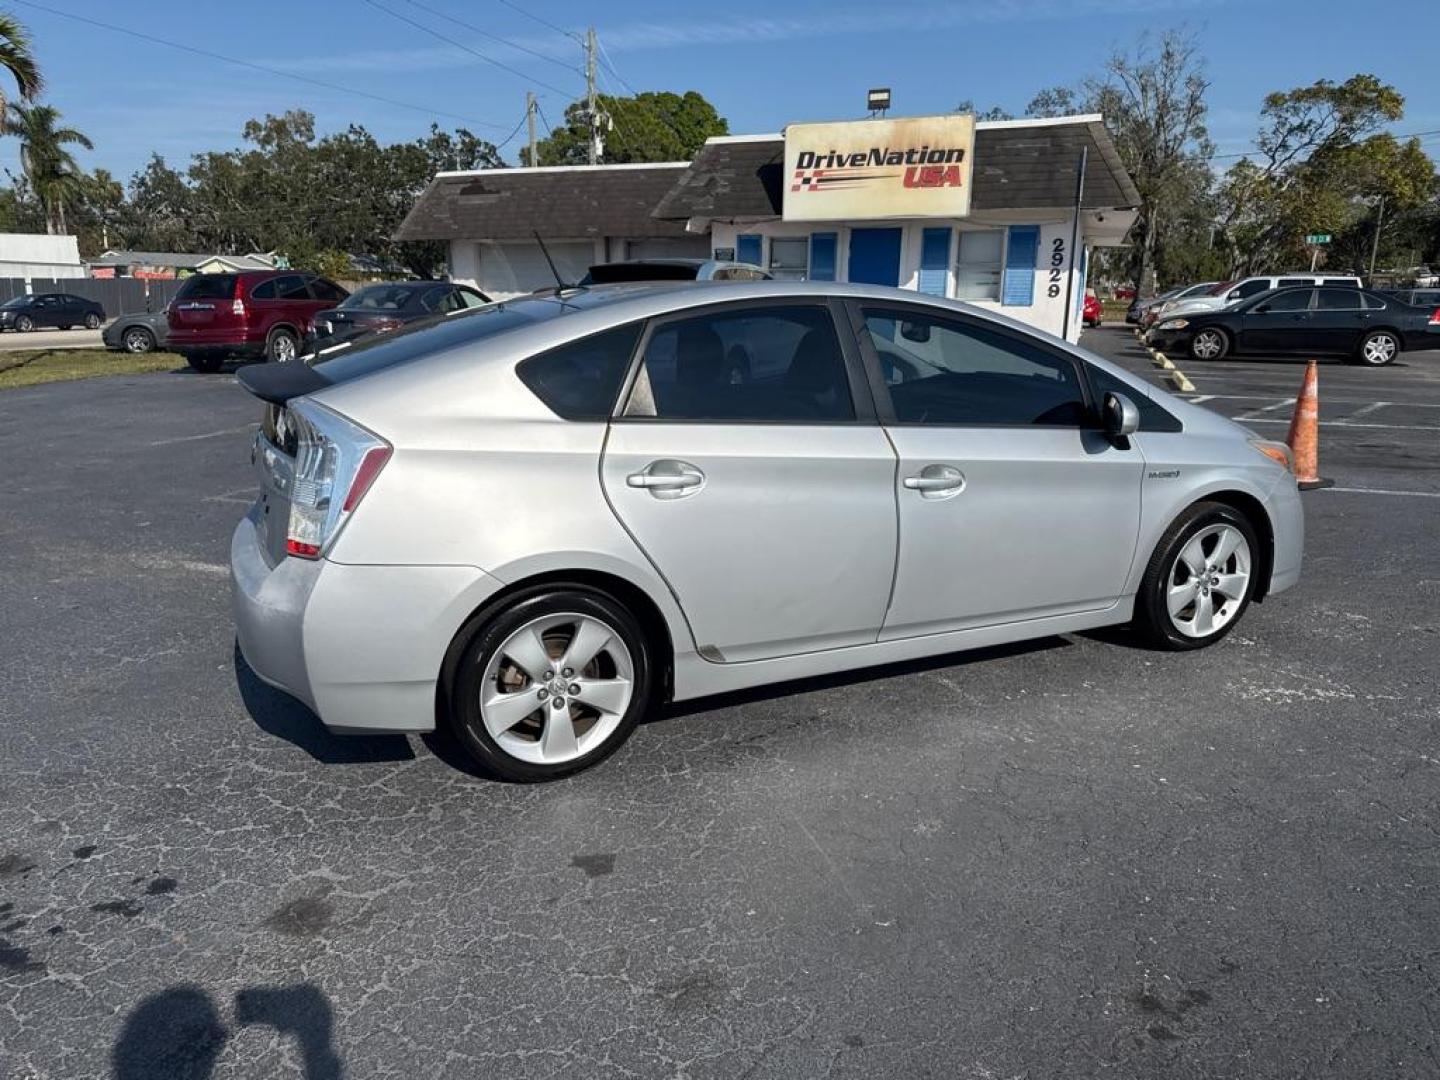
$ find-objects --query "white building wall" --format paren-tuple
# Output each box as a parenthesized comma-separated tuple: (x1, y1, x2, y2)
(709, 217, 1093, 342)
(0, 232, 85, 279)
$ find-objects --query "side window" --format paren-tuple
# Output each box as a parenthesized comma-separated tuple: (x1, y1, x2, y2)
(1256, 290, 1313, 312)
(1316, 288, 1362, 311)
(420, 286, 453, 312)
(275, 275, 312, 301)
(250, 278, 279, 300)
(861, 308, 1086, 426)
(1232, 280, 1270, 300)
(1322, 278, 1356, 287)
(1276, 277, 1311, 287)
(1087, 365, 1182, 433)
(1363, 292, 1390, 311)
(457, 287, 490, 308)
(624, 304, 854, 423)
(310, 278, 348, 303)
(517, 323, 643, 421)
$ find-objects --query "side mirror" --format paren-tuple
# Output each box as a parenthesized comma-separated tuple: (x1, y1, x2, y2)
(1253, 303, 1270, 314)
(1103, 391, 1140, 438)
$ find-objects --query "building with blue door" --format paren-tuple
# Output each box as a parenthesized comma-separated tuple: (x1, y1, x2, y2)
(652, 114, 1139, 343)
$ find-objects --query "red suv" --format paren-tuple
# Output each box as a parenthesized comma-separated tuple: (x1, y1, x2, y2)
(167, 270, 349, 372)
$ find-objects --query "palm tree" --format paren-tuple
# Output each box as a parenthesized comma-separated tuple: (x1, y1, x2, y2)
(4, 102, 92, 234)
(0, 11, 43, 116)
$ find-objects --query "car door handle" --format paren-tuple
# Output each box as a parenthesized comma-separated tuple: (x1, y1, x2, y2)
(903, 465, 965, 498)
(626, 460, 705, 498)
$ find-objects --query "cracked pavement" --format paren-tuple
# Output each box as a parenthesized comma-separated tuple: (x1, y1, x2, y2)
(1, 351, 1438, 1078)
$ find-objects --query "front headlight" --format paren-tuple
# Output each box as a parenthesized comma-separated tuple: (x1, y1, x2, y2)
(1158, 318, 1189, 330)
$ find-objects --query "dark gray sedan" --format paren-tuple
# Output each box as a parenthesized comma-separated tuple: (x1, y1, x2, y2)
(102, 310, 170, 353)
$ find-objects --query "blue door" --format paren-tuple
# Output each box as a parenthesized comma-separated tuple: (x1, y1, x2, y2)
(848, 228, 903, 287)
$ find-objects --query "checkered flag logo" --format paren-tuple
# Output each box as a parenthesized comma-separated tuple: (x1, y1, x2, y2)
(791, 169, 825, 192)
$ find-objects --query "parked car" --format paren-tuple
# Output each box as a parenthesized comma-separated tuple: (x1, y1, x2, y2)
(1126, 282, 1217, 325)
(102, 310, 169, 354)
(167, 270, 349, 372)
(1151, 274, 1362, 327)
(1082, 289, 1102, 327)
(1111, 284, 1136, 300)
(0, 292, 105, 332)
(579, 259, 772, 284)
(307, 281, 490, 353)
(231, 280, 1303, 781)
(1148, 285, 1440, 366)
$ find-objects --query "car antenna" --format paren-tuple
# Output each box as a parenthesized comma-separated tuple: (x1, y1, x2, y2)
(533, 231, 579, 295)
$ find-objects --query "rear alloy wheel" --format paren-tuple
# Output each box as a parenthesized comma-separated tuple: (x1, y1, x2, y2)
(14, 315, 33, 333)
(1357, 330, 1399, 367)
(84, 313, 102, 330)
(1189, 328, 1228, 360)
(1133, 502, 1258, 650)
(123, 327, 155, 353)
(267, 328, 298, 363)
(449, 588, 653, 781)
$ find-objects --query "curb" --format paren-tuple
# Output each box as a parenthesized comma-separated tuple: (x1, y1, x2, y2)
(1164, 368, 1195, 392)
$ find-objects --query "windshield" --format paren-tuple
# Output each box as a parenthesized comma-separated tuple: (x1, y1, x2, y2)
(342, 285, 419, 311)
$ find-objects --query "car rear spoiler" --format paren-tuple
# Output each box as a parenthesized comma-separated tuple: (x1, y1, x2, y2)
(235, 362, 331, 405)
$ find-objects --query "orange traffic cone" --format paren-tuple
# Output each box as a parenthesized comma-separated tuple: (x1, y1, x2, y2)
(1285, 360, 1332, 490)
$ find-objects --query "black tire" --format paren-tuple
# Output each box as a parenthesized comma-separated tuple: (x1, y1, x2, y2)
(185, 352, 224, 374)
(84, 313, 102, 330)
(15, 315, 33, 332)
(1355, 329, 1400, 367)
(447, 586, 654, 782)
(122, 326, 155, 354)
(58, 324, 72, 331)
(1188, 327, 1229, 361)
(1131, 501, 1260, 651)
(266, 327, 298, 363)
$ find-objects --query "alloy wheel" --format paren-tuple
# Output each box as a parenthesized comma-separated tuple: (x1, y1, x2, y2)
(478, 612, 634, 766)
(1191, 330, 1224, 359)
(124, 328, 152, 353)
(1166, 523, 1251, 638)
(1362, 333, 1397, 365)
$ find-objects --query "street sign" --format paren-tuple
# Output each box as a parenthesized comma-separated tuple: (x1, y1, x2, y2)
(1305, 233, 1332, 245)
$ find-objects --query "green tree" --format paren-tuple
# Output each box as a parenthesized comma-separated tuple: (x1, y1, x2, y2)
(526, 90, 727, 166)
(3, 102, 94, 234)
(0, 11, 42, 117)
(1219, 75, 1435, 274)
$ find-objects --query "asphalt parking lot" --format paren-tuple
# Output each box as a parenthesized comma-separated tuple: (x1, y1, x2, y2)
(2, 341, 1438, 1079)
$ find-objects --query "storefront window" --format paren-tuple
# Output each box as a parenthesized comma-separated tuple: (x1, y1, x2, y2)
(768, 237, 809, 281)
(955, 230, 1004, 301)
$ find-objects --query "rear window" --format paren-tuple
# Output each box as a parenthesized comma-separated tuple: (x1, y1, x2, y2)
(517, 323, 643, 420)
(312, 301, 550, 384)
(345, 285, 420, 310)
(176, 274, 236, 301)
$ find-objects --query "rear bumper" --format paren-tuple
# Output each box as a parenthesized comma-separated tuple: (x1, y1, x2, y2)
(230, 513, 506, 734)
(168, 327, 266, 355)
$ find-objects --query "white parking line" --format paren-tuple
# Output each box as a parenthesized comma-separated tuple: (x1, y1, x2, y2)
(1325, 487, 1440, 499)
(1234, 397, 1296, 420)
(1182, 393, 1440, 408)
(1238, 417, 1440, 431)
(1344, 401, 1391, 419)
(148, 424, 256, 447)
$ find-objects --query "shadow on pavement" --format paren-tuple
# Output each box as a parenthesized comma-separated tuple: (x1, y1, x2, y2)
(112, 982, 343, 1080)
(234, 644, 414, 765)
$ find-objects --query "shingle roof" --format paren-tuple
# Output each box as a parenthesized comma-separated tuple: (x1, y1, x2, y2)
(394, 163, 696, 242)
(652, 118, 1141, 221)
(89, 250, 276, 270)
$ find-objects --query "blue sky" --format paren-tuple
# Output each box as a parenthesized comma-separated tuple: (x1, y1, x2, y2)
(4, 0, 1437, 186)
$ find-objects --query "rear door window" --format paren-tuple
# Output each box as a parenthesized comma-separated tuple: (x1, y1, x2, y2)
(1256, 289, 1313, 312)
(623, 304, 855, 422)
(309, 278, 348, 303)
(273, 275, 312, 301)
(1316, 288, 1363, 311)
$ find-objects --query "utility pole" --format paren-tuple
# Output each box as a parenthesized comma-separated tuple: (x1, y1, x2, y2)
(526, 90, 537, 167)
(1368, 194, 1386, 279)
(583, 27, 607, 164)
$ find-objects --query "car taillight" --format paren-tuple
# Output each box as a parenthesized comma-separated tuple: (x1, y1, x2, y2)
(232, 297, 246, 317)
(284, 400, 391, 559)
(1429, 307, 1440, 325)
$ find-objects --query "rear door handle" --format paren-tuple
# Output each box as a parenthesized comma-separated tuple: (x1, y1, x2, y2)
(903, 464, 965, 499)
(626, 459, 705, 499)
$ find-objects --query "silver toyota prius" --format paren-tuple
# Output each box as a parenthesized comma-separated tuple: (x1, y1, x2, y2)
(231, 281, 1303, 781)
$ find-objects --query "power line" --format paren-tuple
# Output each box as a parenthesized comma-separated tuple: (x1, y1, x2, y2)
(1210, 127, 1440, 162)
(10, 0, 510, 131)
(595, 37, 639, 98)
(491, 0, 583, 44)
(401, 0, 582, 78)
(362, 0, 581, 100)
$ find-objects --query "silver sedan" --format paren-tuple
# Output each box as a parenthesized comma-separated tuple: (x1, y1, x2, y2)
(231, 281, 1303, 781)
